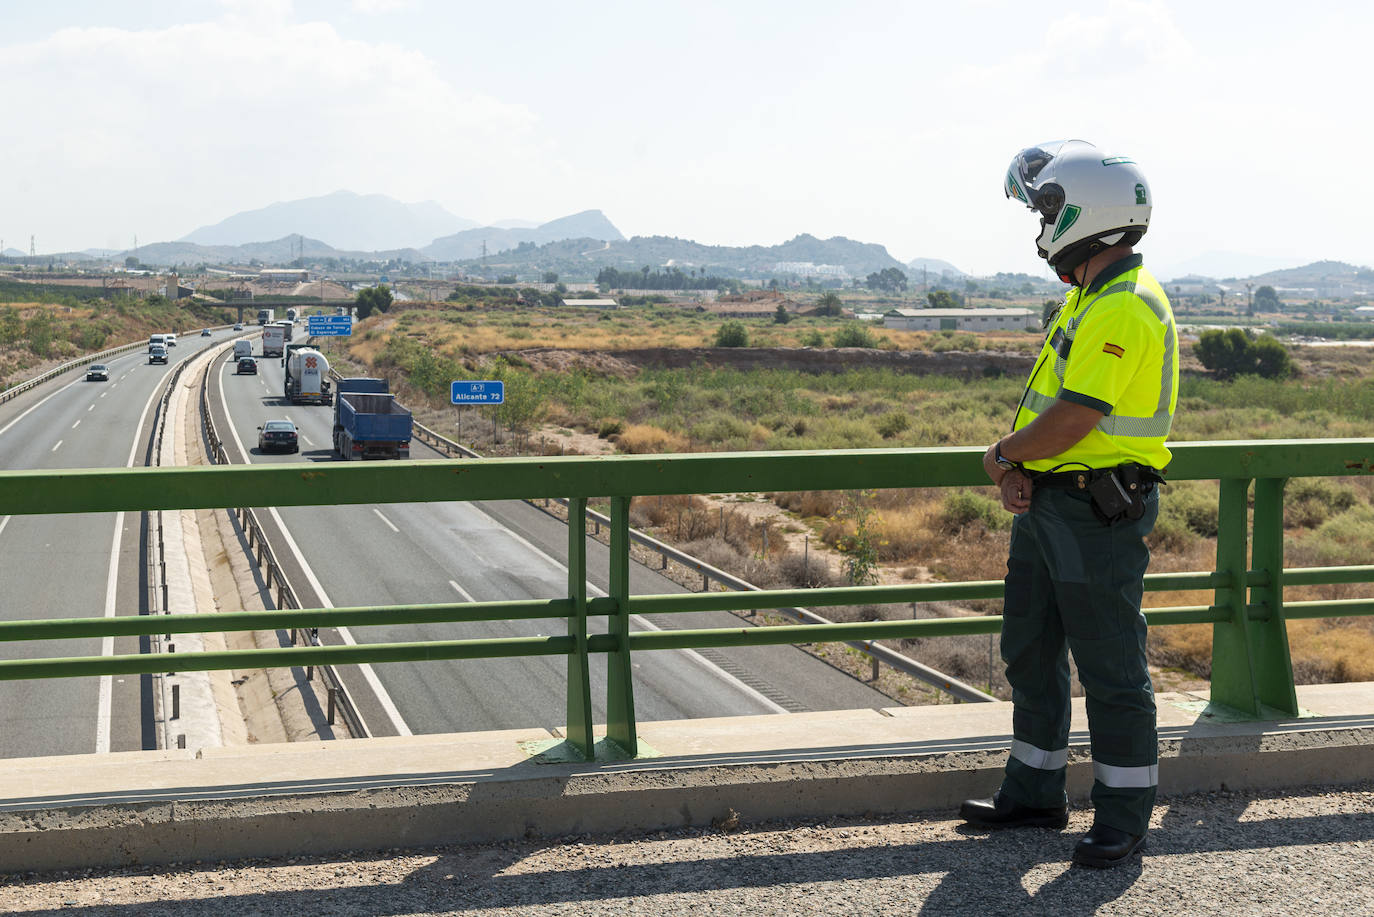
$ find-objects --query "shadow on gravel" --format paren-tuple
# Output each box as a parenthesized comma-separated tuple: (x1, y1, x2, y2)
(9, 796, 1374, 916)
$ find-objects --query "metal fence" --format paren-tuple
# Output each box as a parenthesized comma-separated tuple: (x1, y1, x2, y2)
(0, 431, 1371, 761)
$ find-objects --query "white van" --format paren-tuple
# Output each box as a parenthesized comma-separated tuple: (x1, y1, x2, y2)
(149, 333, 168, 348)
(233, 339, 253, 360)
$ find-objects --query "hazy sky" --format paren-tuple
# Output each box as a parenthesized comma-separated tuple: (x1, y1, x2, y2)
(3, 0, 1370, 277)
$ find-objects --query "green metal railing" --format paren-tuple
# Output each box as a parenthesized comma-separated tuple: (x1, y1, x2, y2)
(2, 439, 1372, 760)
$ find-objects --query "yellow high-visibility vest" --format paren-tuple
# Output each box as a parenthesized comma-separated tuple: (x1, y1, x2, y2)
(1013, 254, 1178, 472)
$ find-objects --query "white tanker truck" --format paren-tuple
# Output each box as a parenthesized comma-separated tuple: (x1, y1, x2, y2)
(283, 343, 333, 405)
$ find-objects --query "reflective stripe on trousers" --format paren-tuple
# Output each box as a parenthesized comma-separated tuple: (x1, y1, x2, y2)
(1012, 741, 1158, 789)
(1094, 761, 1159, 789)
(1010, 739, 1068, 771)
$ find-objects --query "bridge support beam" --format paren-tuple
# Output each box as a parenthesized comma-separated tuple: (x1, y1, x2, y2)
(565, 497, 593, 760)
(605, 496, 637, 756)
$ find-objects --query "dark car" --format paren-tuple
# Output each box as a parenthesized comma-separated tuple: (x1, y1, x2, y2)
(257, 419, 299, 453)
(236, 356, 258, 375)
(233, 323, 244, 331)
(201, 328, 212, 336)
(86, 364, 109, 382)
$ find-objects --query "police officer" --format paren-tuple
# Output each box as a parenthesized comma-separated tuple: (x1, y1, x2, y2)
(959, 140, 1178, 869)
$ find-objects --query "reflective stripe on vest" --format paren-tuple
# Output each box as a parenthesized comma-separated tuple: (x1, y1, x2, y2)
(1093, 760, 1159, 788)
(1032, 280, 1175, 439)
(1011, 739, 1069, 771)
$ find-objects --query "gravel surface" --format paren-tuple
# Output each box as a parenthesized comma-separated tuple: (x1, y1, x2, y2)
(3, 781, 1372, 915)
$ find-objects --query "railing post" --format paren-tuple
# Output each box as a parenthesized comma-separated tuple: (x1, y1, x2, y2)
(565, 496, 594, 761)
(1209, 476, 1263, 716)
(605, 495, 638, 756)
(1249, 476, 1298, 715)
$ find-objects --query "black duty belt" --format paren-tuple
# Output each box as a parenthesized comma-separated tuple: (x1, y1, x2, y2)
(1031, 464, 1164, 491)
(1031, 463, 1165, 524)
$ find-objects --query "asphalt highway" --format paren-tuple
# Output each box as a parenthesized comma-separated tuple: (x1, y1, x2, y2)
(207, 336, 892, 737)
(0, 329, 240, 759)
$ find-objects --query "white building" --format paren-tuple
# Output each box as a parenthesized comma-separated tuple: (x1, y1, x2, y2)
(884, 307, 1037, 332)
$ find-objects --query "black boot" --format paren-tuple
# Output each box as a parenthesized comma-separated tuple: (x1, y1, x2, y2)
(959, 792, 1068, 829)
(1072, 822, 1146, 868)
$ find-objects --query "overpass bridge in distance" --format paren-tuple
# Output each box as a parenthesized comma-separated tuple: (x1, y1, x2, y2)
(1, 440, 1373, 873)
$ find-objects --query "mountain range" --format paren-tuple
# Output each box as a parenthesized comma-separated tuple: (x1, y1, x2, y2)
(454, 233, 907, 278)
(181, 190, 479, 251)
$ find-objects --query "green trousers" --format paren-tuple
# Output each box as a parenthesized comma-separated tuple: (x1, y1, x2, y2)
(998, 485, 1159, 835)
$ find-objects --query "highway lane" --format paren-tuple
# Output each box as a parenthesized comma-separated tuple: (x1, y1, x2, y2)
(0, 330, 241, 759)
(209, 342, 892, 736)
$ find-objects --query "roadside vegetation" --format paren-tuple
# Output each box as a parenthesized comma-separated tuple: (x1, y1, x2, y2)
(0, 286, 235, 386)
(322, 297, 1374, 698)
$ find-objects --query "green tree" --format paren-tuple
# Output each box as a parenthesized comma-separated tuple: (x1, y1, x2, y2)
(713, 320, 750, 347)
(542, 271, 559, 284)
(773, 303, 792, 324)
(832, 324, 877, 348)
(1254, 285, 1282, 312)
(815, 291, 843, 316)
(1194, 328, 1292, 379)
(800, 329, 825, 347)
(864, 268, 908, 293)
(25, 310, 55, 357)
(835, 491, 882, 586)
(354, 285, 393, 319)
(927, 289, 963, 309)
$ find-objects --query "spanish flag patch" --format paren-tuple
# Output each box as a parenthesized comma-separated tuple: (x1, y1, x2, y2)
(1102, 342, 1125, 358)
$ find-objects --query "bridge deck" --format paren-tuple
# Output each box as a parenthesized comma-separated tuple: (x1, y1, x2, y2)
(3, 680, 1374, 885)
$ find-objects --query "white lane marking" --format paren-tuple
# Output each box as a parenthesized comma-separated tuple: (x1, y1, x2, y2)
(372, 509, 399, 533)
(267, 506, 410, 738)
(217, 367, 408, 738)
(466, 504, 790, 716)
(100, 392, 107, 398)
(71, 420, 81, 430)
(98, 362, 176, 755)
(449, 580, 476, 603)
(0, 516, 10, 538)
(50, 440, 62, 452)
(0, 375, 85, 439)
(88, 404, 94, 412)
(299, 434, 314, 447)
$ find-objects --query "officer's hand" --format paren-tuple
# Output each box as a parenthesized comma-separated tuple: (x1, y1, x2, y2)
(999, 470, 1032, 515)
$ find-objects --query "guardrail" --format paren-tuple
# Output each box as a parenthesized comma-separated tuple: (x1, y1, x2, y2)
(406, 415, 993, 702)
(198, 345, 367, 737)
(0, 323, 240, 406)
(0, 441, 1371, 762)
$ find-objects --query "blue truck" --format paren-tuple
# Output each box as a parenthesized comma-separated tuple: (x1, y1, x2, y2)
(332, 378, 413, 460)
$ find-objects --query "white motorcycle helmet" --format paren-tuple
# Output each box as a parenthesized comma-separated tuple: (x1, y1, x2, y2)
(1005, 139, 1151, 283)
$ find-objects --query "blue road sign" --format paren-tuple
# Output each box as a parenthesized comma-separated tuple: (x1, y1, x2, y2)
(451, 380, 505, 404)
(307, 314, 353, 336)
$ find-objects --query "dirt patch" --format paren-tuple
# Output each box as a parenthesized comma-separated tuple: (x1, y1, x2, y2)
(494, 348, 640, 379)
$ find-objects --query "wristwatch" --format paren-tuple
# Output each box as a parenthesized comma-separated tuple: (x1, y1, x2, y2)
(993, 441, 1019, 472)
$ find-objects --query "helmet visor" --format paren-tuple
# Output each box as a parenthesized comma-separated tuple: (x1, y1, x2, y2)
(1006, 141, 1068, 220)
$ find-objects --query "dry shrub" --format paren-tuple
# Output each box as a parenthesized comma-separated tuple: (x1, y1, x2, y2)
(775, 551, 841, 588)
(1284, 478, 1359, 528)
(680, 537, 788, 589)
(1287, 619, 1374, 683)
(770, 490, 842, 518)
(927, 528, 1010, 584)
(630, 493, 701, 528)
(872, 504, 938, 561)
(1147, 623, 1213, 677)
(616, 424, 689, 454)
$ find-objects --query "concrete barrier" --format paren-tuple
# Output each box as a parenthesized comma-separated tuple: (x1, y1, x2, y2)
(3, 682, 1373, 871)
